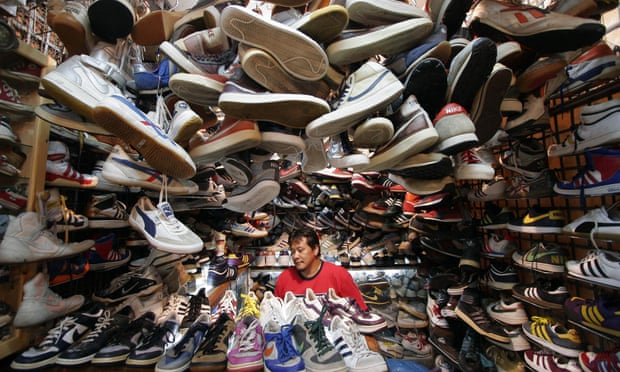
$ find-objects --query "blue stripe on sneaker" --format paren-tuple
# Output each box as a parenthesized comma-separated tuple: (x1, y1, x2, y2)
(111, 157, 163, 182)
(136, 207, 157, 238)
(347, 70, 391, 102)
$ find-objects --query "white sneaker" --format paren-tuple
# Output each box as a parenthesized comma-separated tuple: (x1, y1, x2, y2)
(229, 221, 268, 238)
(91, 160, 141, 193)
(168, 100, 203, 143)
(101, 145, 198, 194)
(128, 196, 203, 254)
(467, 176, 506, 202)
(13, 272, 85, 327)
(46, 141, 98, 188)
(0, 212, 94, 263)
(259, 291, 285, 327)
(85, 193, 130, 229)
(454, 148, 495, 181)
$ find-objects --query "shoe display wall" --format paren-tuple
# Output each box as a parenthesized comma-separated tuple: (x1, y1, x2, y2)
(2, 0, 620, 370)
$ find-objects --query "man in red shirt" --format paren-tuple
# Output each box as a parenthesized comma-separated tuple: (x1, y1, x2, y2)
(274, 228, 368, 311)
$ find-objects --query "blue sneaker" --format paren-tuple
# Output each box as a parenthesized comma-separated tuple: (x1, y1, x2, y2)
(129, 57, 178, 93)
(155, 313, 210, 372)
(554, 148, 620, 197)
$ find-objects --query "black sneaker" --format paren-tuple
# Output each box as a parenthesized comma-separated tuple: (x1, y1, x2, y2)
(457, 237, 482, 270)
(126, 315, 179, 366)
(91, 311, 157, 365)
(459, 327, 482, 372)
(512, 278, 569, 309)
(480, 202, 516, 230)
(499, 138, 548, 178)
(10, 304, 105, 370)
(56, 306, 133, 366)
(181, 288, 211, 330)
(207, 255, 238, 287)
(91, 266, 163, 303)
(403, 57, 447, 119)
(455, 288, 510, 343)
(156, 313, 211, 372)
(506, 205, 565, 234)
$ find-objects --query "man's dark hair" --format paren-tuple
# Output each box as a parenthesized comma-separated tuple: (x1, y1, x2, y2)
(288, 228, 320, 249)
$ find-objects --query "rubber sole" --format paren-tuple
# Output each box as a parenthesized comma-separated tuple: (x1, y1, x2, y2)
(169, 72, 224, 107)
(471, 64, 513, 144)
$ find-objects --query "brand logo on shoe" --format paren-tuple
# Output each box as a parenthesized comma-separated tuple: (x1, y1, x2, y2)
(501, 7, 546, 23)
(522, 213, 551, 224)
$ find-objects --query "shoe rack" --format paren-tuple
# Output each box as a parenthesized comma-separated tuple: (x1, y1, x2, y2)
(0, 40, 55, 360)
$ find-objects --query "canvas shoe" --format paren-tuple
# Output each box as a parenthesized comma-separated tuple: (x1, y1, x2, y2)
(46, 140, 98, 188)
(554, 148, 620, 196)
(469, 0, 605, 53)
(432, 103, 479, 155)
(499, 138, 548, 178)
(218, 69, 330, 129)
(325, 314, 388, 372)
(168, 71, 227, 107)
(13, 272, 85, 328)
(41, 55, 124, 122)
(155, 313, 210, 372)
(129, 196, 203, 254)
(221, 5, 328, 81)
(101, 145, 198, 195)
(522, 316, 583, 357)
(486, 297, 528, 326)
(445, 37, 497, 112)
(189, 118, 262, 165)
(306, 62, 403, 139)
(565, 249, 620, 288)
(512, 241, 567, 273)
(190, 313, 236, 370)
(512, 278, 569, 309)
(85, 193, 129, 229)
(0, 211, 94, 263)
(549, 98, 620, 157)
(524, 350, 582, 372)
(159, 26, 236, 75)
(92, 94, 196, 179)
(326, 17, 434, 66)
(470, 63, 513, 144)
(167, 100, 203, 144)
(362, 95, 439, 171)
(87, 232, 131, 271)
(91, 265, 163, 303)
(11, 304, 104, 369)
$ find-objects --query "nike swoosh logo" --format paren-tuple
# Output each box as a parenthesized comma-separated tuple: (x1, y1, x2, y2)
(364, 294, 379, 301)
(121, 281, 141, 295)
(522, 214, 550, 224)
(264, 343, 274, 356)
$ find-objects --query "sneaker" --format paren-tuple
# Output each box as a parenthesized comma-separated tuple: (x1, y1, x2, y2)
(262, 320, 305, 371)
(507, 205, 565, 234)
(401, 53, 449, 120)
(557, 44, 620, 96)
(190, 312, 235, 370)
(471, 63, 513, 144)
(292, 310, 348, 372)
(126, 316, 179, 366)
(469, 0, 605, 53)
(129, 196, 203, 254)
(482, 232, 517, 258)
(524, 350, 581, 372)
(168, 71, 227, 107)
(0, 211, 94, 263)
(432, 103, 479, 155)
(325, 315, 388, 372)
(180, 288, 210, 327)
(579, 348, 620, 372)
(512, 278, 569, 309)
(363, 94, 439, 171)
(554, 148, 620, 196)
(566, 249, 620, 288)
(389, 152, 453, 180)
(486, 297, 528, 326)
(167, 100, 203, 144)
(563, 202, 620, 240)
(206, 256, 238, 288)
(522, 316, 583, 357)
(101, 145, 198, 194)
(87, 232, 131, 271)
(13, 272, 85, 328)
(189, 118, 262, 165)
(230, 221, 268, 239)
(221, 5, 328, 80)
(548, 98, 620, 157)
(92, 94, 196, 179)
(454, 148, 495, 181)
(458, 327, 482, 372)
(91, 311, 157, 365)
(306, 61, 403, 139)
(129, 247, 186, 277)
(91, 266, 163, 303)
(499, 138, 548, 178)
(505, 168, 557, 199)
(565, 296, 620, 338)
(128, 56, 178, 93)
(479, 262, 519, 291)
(226, 315, 264, 371)
(223, 163, 281, 214)
(512, 241, 567, 273)
(155, 313, 211, 372)
(90, 160, 141, 193)
(455, 288, 510, 343)
(85, 193, 129, 229)
(56, 306, 133, 366)
(46, 140, 98, 188)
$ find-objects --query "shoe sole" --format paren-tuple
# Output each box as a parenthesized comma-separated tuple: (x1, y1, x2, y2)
(35, 103, 111, 135)
(91, 282, 163, 304)
(189, 127, 262, 164)
(220, 157, 252, 186)
(403, 58, 447, 119)
(50, 13, 89, 55)
(506, 223, 563, 234)
(455, 163, 495, 181)
(159, 41, 204, 75)
(326, 18, 434, 66)
(454, 307, 510, 343)
(516, 59, 566, 93)
(87, 219, 130, 229)
(221, 5, 328, 81)
(390, 152, 452, 179)
(511, 289, 563, 309)
(352, 117, 394, 148)
(259, 131, 306, 155)
(218, 91, 330, 129)
(446, 37, 496, 112)
(46, 175, 98, 188)
(296, 5, 349, 44)
(471, 64, 512, 144)
(131, 10, 183, 45)
(363, 127, 439, 171)
(347, 0, 426, 27)
(435, 132, 479, 155)
(223, 179, 281, 214)
(169, 72, 224, 107)
(93, 95, 196, 179)
(239, 45, 330, 98)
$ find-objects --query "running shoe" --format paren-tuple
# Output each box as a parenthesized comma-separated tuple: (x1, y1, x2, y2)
(512, 241, 567, 273)
(564, 296, 620, 338)
(522, 316, 583, 357)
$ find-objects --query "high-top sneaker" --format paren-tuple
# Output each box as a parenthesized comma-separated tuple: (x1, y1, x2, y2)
(46, 141, 98, 188)
(168, 100, 203, 144)
(13, 272, 85, 327)
(0, 211, 94, 263)
(85, 193, 129, 229)
(455, 288, 509, 344)
(38, 188, 89, 232)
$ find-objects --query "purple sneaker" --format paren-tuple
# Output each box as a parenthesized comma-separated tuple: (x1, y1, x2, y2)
(226, 316, 264, 372)
(565, 297, 620, 338)
(324, 288, 387, 333)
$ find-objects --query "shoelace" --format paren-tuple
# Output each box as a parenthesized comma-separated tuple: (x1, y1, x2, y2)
(237, 293, 260, 319)
(531, 316, 556, 325)
(215, 292, 237, 319)
(305, 306, 333, 356)
(273, 325, 299, 362)
(234, 319, 261, 353)
(81, 310, 114, 344)
(139, 322, 176, 349)
(460, 149, 481, 165)
(161, 294, 189, 320)
(40, 316, 76, 347)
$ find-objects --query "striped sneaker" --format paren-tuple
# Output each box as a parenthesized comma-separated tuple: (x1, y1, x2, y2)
(565, 296, 620, 338)
(512, 278, 569, 309)
(522, 316, 583, 358)
(565, 249, 620, 288)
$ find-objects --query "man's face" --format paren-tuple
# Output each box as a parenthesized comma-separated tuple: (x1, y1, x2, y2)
(290, 236, 319, 272)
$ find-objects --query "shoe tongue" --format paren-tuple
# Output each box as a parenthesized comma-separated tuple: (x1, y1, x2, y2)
(158, 201, 175, 219)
